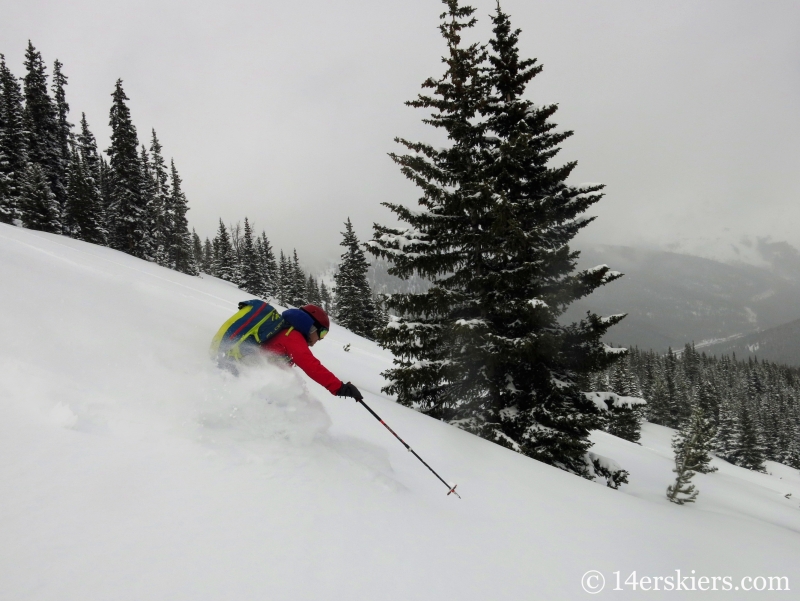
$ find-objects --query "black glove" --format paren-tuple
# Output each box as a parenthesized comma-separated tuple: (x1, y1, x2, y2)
(336, 382, 363, 401)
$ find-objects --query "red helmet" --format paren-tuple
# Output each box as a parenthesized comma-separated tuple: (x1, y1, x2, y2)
(300, 304, 330, 330)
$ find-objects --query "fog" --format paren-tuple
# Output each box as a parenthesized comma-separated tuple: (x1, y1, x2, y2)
(2, 0, 798, 269)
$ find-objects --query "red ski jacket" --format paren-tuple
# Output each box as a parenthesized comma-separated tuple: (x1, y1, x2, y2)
(263, 328, 343, 395)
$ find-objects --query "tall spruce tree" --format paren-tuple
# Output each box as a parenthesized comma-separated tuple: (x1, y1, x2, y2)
(138, 144, 158, 260)
(320, 281, 333, 314)
(212, 219, 236, 282)
(50, 59, 71, 220)
(258, 231, 278, 298)
(22, 42, 63, 231)
(65, 145, 104, 242)
(191, 229, 203, 269)
(238, 217, 262, 295)
(673, 401, 717, 475)
(289, 249, 306, 306)
(70, 113, 106, 243)
(0, 54, 27, 224)
(168, 160, 197, 274)
(335, 218, 377, 338)
(367, 2, 624, 477)
(201, 237, 214, 274)
(107, 79, 146, 256)
(149, 130, 170, 266)
(306, 275, 322, 306)
(19, 162, 60, 232)
(734, 404, 766, 472)
(277, 250, 290, 305)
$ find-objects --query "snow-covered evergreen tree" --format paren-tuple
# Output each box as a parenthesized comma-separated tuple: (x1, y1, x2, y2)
(0, 54, 27, 224)
(65, 146, 103, 243)
(238, 217, 262, 296)
(713, 392, 740, 462)
(22, 42, 63, 231)
(734, 404, 766, 472)
(19, 162, 60, 232)
(258, 231, 278, 299)
(667, 401, 717, 504)
(138, 145, 158, 261)
(67, 113, 106, 244)
(212, 219, 236, 282)
(320, 281, 333, 315)
(335, 218, 377, 338)
(306, 274, 322, 306)
(168, 160, 196, 275)
(191, 229, 203, 270)
(673, 402, 717, 475)
(149, 130, 170, 266)
(277, 250, 290, 306)
(50, 59, 71, 223)
(201, 237, 214, 274)
(106, 80, 146, 257)
(288, 249, 306, 306)
(367, 2, 624, 477)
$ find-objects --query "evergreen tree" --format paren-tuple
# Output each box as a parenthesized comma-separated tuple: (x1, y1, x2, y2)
(149, 130, 170, 266)
(98, 155, 112, 223)
(713, 392, 740, 462)
(320, 281, 333, 314)
(366, 2, 624, 477)
(666, 451, 699, 505)
(673, 402, 717, 475)
(646, 369, 671, 425)
(212, 219, 236, 282)
(70, 113, 106, 243)
(50, 59, 71, 220)
(277, 250, 290, 305)
(306, 274, 322, 306)
(22, 42, 63, 230)
(64, 145, 104, 243)
(106, 79, 146, 256)
(168, 160, 197, 274)
(258, 231, 278, 298)
(0, 54, 28, 224)
(285, 249, 307, 306)
(335, 218, 377, 338)
(138, 144, 158, 260)
(18, 162, 60, 232)
(605, 395, 643, 444)
(238, 217, 262, 295)
(191, 229, 203, 269)
(734, 404, 766, 472)
(201, 237, 214, 274)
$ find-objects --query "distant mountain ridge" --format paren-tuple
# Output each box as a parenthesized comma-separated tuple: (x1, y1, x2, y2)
(695, 318, 800, 365)
(562, 245, 800, 364)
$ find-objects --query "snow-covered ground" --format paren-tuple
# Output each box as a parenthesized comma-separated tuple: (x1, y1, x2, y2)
(1, 223, 799, 600)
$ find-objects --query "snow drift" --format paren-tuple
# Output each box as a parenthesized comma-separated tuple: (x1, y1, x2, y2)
(1, 223, 799, 600)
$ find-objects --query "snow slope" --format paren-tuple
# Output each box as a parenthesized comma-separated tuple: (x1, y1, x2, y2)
(1, 223, 799, 600)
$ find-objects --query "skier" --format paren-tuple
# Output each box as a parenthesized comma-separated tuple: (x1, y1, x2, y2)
(265, 304, 362, 400)
(212, 302, 362, 400)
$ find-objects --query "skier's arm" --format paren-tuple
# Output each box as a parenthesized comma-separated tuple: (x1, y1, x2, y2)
(282, 330, 343, 394)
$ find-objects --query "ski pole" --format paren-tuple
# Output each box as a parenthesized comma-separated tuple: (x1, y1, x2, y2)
(354, 395, 460, 498)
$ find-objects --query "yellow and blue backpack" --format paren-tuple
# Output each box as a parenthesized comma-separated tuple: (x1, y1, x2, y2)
(210, 300, 285, 362)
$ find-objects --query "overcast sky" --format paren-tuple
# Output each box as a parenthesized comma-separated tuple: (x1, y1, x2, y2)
(3, 0, 799, 269)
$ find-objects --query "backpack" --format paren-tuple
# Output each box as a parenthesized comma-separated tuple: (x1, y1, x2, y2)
(210, 300, 286, 362)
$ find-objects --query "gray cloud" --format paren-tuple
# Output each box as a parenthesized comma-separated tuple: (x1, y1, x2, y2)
(3, 0, 798, 269)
